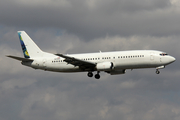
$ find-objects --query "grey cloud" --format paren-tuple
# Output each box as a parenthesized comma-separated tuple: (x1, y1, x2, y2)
(8, 73, 180, 120)
(1, 53, 180, 120)
(0, 0, 178, 40)
(0, 0, 180, 120)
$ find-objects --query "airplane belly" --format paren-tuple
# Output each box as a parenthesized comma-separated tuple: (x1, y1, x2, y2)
(115, 58, 156, 69)
(45, 62, 83, 72)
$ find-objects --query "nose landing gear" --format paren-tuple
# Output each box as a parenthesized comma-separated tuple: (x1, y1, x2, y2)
(155, 66, 165, 74)
(156, 69, 160, 74)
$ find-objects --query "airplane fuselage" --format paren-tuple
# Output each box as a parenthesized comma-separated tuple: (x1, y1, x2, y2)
(24, 50, 175, 73)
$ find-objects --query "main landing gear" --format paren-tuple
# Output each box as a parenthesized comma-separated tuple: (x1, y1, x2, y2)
(87, 71, 100, 79)
(87, 72, 93, 77)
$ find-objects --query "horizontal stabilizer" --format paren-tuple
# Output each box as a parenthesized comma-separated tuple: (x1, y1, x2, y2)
(6, 55, 34, 62)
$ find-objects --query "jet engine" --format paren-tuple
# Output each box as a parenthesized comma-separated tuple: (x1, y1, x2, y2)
(96, 62, 114, 71)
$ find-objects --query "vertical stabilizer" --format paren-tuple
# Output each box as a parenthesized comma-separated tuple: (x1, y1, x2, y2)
(18, 31, 43, 58)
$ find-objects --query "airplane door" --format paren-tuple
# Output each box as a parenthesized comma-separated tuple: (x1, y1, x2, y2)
(43, 59, 47, 67)
(160, 57, 162, 62)
(150, 54, 154, 60)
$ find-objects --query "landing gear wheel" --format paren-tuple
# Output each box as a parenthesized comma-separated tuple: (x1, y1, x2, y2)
(156, 70, 160, 74)
(87, 72, 93, 77)
(95, 74, 100, 79)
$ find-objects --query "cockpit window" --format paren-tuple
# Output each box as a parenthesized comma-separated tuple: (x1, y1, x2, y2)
(160, 53, 168, 56)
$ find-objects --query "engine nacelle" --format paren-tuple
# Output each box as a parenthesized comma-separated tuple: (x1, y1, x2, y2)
(96, 62, 114, 71)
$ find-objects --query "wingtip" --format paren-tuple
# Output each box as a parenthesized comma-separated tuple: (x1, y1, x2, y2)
(55, 53, 63, 56)
(6, 55, 12, 57)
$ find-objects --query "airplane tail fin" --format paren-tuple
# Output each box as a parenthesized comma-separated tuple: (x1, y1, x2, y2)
(18, 31, 43, 58)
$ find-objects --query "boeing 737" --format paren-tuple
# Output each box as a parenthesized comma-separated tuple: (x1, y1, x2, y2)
(7, 31, 176, 79)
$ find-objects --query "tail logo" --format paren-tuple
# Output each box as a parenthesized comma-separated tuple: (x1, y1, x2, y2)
(18, 32, 30, 58)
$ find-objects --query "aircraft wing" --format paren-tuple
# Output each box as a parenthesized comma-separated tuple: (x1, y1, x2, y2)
(55, 54, 96, 70)
(6, 55, 34, 62)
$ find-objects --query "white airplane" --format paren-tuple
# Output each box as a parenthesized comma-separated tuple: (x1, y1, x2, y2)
(7, 31, 176, 79)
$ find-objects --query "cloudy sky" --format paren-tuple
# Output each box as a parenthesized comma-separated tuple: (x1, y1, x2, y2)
(0, 0, 180, 120)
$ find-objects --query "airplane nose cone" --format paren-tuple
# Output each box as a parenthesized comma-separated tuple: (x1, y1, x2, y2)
(163, 56, 176, 65)
(170, 56, 176, 63)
